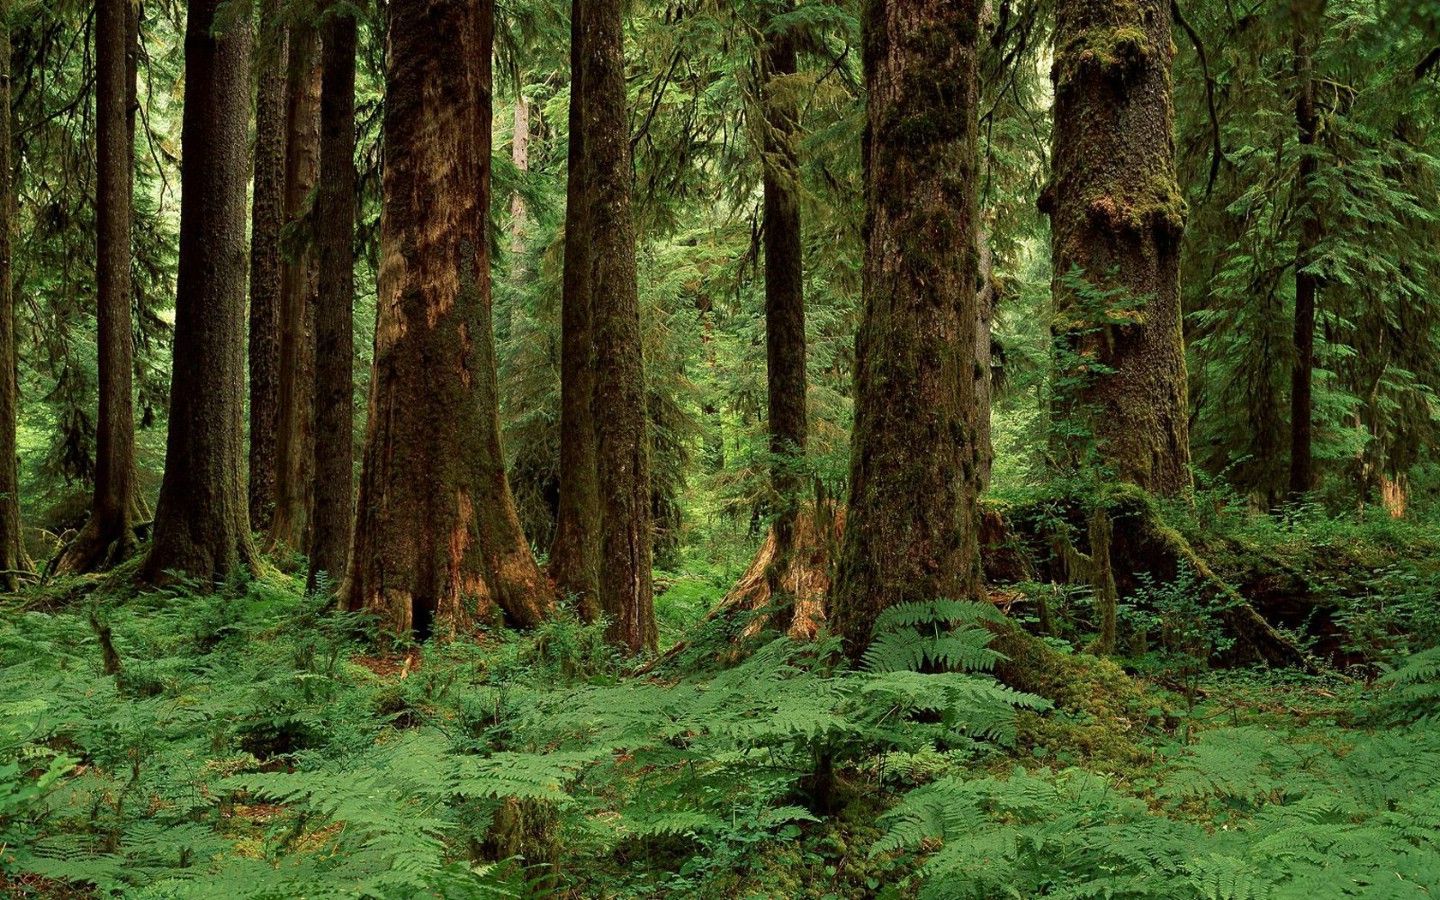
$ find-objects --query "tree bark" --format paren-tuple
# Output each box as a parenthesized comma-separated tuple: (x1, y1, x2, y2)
(345, 0, 552, 639)
(249, 0, 288, 533)
(829, 0, 985, 661)
(267, 23, 321, 558)
(140, 0, 255, 584)
(1288, 0, 1324, 498)
(1042, 0, 1192, 497)
(56, 0, 145, 573)
(549, 0, 601, 619)
(0, 4, 22, 590)
(761, 0, 808, 612)
(584, 0, 656, 653)
(308, 5, 357, 591)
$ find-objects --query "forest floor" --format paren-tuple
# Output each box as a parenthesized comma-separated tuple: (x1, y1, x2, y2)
(1, 508, 1439, 898)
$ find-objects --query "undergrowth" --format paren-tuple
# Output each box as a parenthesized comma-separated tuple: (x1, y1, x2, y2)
(0, 566, 1437, 898)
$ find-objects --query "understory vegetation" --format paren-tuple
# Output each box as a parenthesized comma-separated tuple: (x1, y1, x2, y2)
(3, 496, 1439, 899)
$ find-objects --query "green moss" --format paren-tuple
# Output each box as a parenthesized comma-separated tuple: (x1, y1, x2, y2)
(1084, 174, 1188, 239)
(1054, 24, 1155, 90)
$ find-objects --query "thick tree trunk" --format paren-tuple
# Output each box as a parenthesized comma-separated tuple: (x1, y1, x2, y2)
(584, 0, 656, 653)
(140, 0, 255, 584)
(1042, 0, 1192, 497)
(267, 24, 321, 558)
(761, 1, 808, 615)
(829, 0, 985, 661)
(550, 0, 601, 619)
(56, 0, 145, 573)
(1288, 0, 1324, 498)
(248, 0, 287, 533)
(345, 0, 552, 639)
(308, 7, 357, 591)
(0, 6, 22, 590)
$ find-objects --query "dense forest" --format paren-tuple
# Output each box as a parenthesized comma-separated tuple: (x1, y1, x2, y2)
(1, 0, 1439, 895)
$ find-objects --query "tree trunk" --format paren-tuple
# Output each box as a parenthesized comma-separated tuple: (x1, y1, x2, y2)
(1288, 0, 1324, 498)
(510, 95, 529, 251)
(344, 0, 552, 639)
(829, 0, 985, 661)
(249, 0, 287, 533)
(584, 0, 656, 653)
(0, 5, 22, 590)
(1042, 0, 1192, 497)
(267, 24, 321, 558)
(976, 225, 997, 492)
(308, 6, 357, 591)
(140, 0, 255, 584)
(761, 0, 808, 615)
(550, 0, 602, 620)
(56, 0, 145, 573)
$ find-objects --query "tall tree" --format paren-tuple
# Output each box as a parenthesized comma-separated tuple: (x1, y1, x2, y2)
(308, 2, 357, 590)
(267, 22, 321, 556)
(829, 0, 984, 660)
(760, 0, 808, 601)
(56, 0, 144, 572)
(249, 0, 288, 532)
(140, 0, 255, 583)
(0, 0, 22, 590)
(585, 0, 656, 653)
(345, 0, 551, 638)
(1041, 0, 1191, 497)
(549, 0, 601, 620)
(1289, 0, 1325, 498)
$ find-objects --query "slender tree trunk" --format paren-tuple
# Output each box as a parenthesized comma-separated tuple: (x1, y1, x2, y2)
(0, 4, 22, 590)
(829, 0, 984, 661)
(140, 0, 255, 584)
(585, 0, 656, 653)
(550, 0, 602, 620)
(308, 5, 357, 591)
(57, 0, 144, 573)
(761, 0, 808, 608)
(1041, 0, 1192, 497)
(1289, 0, 1324, 498)
(267, 24, 321, 558)
(510, 95, 529, 251)
(249, 0, 287, 532)
(976, 226, 996, 492)
(345, 0, 552, 639)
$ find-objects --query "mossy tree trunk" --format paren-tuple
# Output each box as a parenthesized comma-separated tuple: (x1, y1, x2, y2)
(1288, 0, 1325, 498)
(1042, 0, 1192, 498)
(344, 0, 552, 639)
(584, 0, 656, 653)
(976, 226, 997, 492)
(0, 4, 22, 590)
(267, 23, 321, 559)
(248, 0, 288, 534)
(761, 0, 809, 619)
(308, 3, 357, 591)
(140, 0, 256, 584)
(829, 0, 985, 661)
(57, 0, 146, 573)
(550, 0, 602, 621)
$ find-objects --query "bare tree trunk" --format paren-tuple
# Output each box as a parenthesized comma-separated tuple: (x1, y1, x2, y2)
(584, 0, 656, 653)
(510, 95, 529, 251)
(249, 0, 287, 532)
(829, 0, 985, 661)
(308, 5, 357, 591)
(267, 24, 321, 558)
(549, 0, 602, 620)
(760, 0, 808, 617)
(57, 0, 145, 573)
(344, 0, 552, 638)
(0, 4, 22, 589)
(1289, 0, 1325, 498)
(1042, 0, 1192, 497)
(140, 0, 255, 584)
